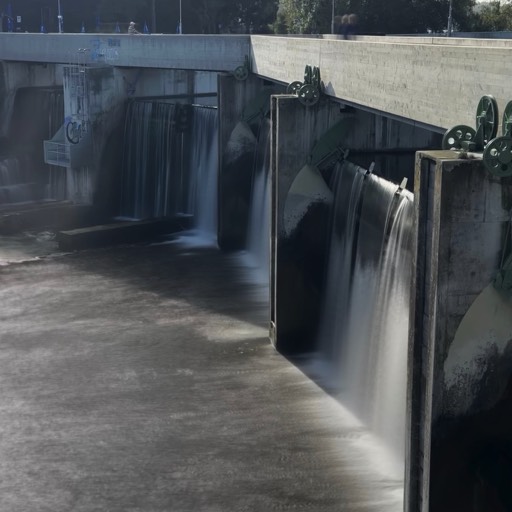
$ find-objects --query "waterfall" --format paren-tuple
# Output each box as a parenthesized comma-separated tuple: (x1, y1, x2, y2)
(184, 106, 219, 239)
(244, 118, 271, 285)
(318, 160, 414, 477)
(119, 100, 219, 242)
(120, 101, 178, 220)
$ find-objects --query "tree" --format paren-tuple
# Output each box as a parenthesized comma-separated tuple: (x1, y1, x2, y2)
(273, 0, 478, 34)
(276, 0, 326, 33)
(473, 1, 512, 31)
(225, 0, 279, 33)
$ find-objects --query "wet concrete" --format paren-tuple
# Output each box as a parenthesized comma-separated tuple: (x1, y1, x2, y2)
(0, 240, 402, 511)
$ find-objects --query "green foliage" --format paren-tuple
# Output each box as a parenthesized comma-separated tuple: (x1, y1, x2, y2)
(7, 0, 488, 35)
(474, 1, 512, 31)
(275, 0, 477, 34)
(277, 0, 326, 33)
(227, 0, 279, 33)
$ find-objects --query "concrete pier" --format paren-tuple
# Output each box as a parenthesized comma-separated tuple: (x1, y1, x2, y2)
(0, 240, 403, 512)
(270, 95, 345, 353)
(408, 152, 512, 512)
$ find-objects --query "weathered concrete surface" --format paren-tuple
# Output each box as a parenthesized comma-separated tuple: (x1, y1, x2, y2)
(271, 96, 344, 353)
(56, 219, 191, 250)
(251, 36, 512, 131)
(408, 152, 512, 512)
(2, 34, 512, 131)
(0, 241, 402, 512)
(0, 33, 250, 72)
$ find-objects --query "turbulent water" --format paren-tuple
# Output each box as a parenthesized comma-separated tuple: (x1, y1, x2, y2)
(243, 118, 271, 286)
(184, 106, 219, 238)
(0, 231, 59, 266)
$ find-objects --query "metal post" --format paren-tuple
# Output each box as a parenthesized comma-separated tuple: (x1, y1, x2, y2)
(179, 0, 182, 34)
(151, 0, 156, 33)
(331, 0, 335, 34)
(447, 0, 453, 37)
(57, 0, 63, 33)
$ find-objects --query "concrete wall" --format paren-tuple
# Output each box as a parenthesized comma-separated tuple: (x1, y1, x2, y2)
(0, 61, 62, 136)
(341, 108, 441, 184)
(250, 35, 512, 131)
(59, 66, 218, 208)
(120, 69, 217, 103)
(407, 151, 512, 512)
(0, 33, 250, 72)
(2, 34, 512, 132)
(0, 61, 217, 207)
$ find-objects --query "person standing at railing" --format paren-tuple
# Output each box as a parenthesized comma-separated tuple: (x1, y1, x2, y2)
(338, 15, 349, 37)
(345, 14, 358, 39)
(128, 21, 140, 34)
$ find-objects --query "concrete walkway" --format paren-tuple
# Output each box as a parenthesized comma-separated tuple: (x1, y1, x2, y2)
(0, 239, 402, 511)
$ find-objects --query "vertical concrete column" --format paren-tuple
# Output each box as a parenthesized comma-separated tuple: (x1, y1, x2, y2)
(270, 95, 344, 353)
(407, 151, 512, 512)
(217, 73, 274, 250)
(61, 65, 127, 206)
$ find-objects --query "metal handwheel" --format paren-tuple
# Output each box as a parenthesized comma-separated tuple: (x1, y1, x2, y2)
(476, 95, 499, 144)
(483, 136, 512, 177)
(442, 125, 476, 151)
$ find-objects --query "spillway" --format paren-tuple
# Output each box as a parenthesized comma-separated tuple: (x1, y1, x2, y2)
(317, 161, 413, 480)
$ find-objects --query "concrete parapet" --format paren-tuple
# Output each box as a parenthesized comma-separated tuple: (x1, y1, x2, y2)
(407, 151, 512, 512)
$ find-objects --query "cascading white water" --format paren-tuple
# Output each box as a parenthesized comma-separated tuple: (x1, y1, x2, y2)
(120, 101, 177, 220)
(317, 160, 414, 478)
(185, 106, 218, 240)
(119, 101, 219, 246)
(244, 118, 271, 285)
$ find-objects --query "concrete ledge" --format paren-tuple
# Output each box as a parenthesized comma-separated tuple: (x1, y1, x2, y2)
(0, 202, 102, 235)
(56, 217, 191, 251)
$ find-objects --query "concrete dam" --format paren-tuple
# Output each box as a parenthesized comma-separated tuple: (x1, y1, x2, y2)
(0, 33, 511, 512)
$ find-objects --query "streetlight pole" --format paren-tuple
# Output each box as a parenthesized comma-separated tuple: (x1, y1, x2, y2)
(179, 0, 182, 34)
(331, 0, 335, 34)
(447, 0, 453, 37)
(57, 0, 63, 33)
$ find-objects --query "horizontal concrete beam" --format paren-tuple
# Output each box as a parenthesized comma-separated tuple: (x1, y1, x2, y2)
(251, 35, 512, 131)
(0, 33, 250, 73)
(1, 33, 511, 131)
